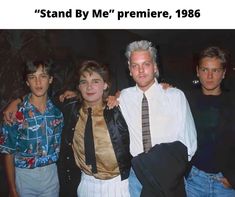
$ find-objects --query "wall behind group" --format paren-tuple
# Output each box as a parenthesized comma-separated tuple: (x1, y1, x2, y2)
(1, 29, 235, 114)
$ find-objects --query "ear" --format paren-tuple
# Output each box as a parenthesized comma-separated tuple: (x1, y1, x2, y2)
(103, 82, 108, 90)
(196, 66, 199, 77)
(128, 61, 131, 70)
(128, 62, 133, 76)
(222, 69, 226, 79)
(154, 64, 159, 76)
(49, 76, 53, 84)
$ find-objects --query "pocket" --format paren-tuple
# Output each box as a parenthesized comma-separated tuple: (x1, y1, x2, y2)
(186, 166, 200, 181)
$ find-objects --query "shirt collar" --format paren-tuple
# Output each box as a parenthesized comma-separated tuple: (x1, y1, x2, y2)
(82, 101, 105, 115)
(135, 78, 159, 98)
(23, 93, 52, 112)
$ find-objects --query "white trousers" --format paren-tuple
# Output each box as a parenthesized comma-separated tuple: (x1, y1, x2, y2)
(77, 172, 130, 197)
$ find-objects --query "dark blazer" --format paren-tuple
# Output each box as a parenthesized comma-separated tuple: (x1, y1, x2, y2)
(56, 98, 131, 197)
(132, 141, 188, 197)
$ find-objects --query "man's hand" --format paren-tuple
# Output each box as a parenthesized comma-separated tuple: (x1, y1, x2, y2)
(9, 188, 19, 197)
(161, 82, 173, 90)
(106, 91, 120, 109)
(59, 90, 78, 102)
(220, 177, 232, 188)
(3, 99, 21, 124)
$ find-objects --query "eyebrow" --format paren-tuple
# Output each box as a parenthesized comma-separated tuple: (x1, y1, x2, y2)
(27, 72, 49, 75)
(79, 78, 102, 82)
(92, 78, 102, 81)
(199, 65, 224, 69)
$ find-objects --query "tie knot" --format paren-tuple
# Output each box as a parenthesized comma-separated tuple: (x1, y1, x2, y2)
(142, 94, 147, 102)
(87, 107, 92, 115)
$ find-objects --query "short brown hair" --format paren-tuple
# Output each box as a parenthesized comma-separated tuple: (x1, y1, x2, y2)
(75, 60, 111, 101)
(198, 46, 228, 69)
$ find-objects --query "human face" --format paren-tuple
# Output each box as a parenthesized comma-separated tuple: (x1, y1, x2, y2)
(26, 66, 53, 98)
(129, 50, 158, 92)
(197, 57, 226, 95)
(78, 71, 108, 106)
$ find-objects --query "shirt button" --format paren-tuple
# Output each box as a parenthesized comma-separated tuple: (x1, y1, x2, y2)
(66, 156, 70, 160)
(72, 128, 75, 131)
(66, 169, 70, 172)
(68, 142, 72, 146)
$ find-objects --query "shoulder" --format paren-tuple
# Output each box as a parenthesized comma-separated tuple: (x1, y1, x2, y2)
(58, 98, 81, 114)
(120, 86, 136, 97)
(62, 98, 80, 108)
(222, 90, 234, 99)
(104, 106, 125, 120)
(119, 87, 138, 105)
(104, 106, 127, 127)
(157, 86, 190, 109)
(104, 105, 121, 114)
(221, 90, 235, 108)
(48, 99, 63, 116)
(161, 86, 186, 99)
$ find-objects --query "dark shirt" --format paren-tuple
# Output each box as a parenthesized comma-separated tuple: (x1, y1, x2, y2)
(186, 89, 235, 186)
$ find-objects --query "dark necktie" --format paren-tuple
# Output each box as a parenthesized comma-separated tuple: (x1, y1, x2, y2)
(84, 107, 97, 173)
(142, 94, 152, 152)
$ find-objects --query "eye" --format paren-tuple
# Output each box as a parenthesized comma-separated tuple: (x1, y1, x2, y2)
(213, 68, 223, 73)
(143, 62, 151, 66)
(41, 74, 49, 79)
(130, 64, 137, 68)
(79, 80, 87, 85)
(27, 75, 35, 80)
(199, 67, 207, 72)
(93, 79, 101, 83)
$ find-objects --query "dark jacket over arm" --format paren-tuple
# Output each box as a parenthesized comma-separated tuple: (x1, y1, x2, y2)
(132, 141, 188, 197)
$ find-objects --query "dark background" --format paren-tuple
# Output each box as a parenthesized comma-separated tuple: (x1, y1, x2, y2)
(1, 30, 235, 111)
(0, 29, 235, 196)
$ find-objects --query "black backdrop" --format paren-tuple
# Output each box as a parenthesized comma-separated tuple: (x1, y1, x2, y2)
(0, 29, 235, 196)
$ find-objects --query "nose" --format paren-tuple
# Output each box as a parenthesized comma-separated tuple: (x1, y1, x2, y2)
(207, 71, 213, 79)
(35, 77, 41, 85)
(86, 82, 93, 90)
(138, 65, 144, 73)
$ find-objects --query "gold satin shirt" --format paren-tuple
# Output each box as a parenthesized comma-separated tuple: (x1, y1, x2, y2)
(72, 103, 120, 180)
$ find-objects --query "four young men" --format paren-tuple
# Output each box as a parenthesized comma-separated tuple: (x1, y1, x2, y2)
(1, 40, 234, 197)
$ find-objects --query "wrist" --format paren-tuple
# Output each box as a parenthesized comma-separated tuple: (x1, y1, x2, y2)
(9, 187, 17, 192)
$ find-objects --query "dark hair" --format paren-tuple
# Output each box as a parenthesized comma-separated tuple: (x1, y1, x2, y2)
(75, 60, 111, 101)
(198, 46, 228, 69)
(23, 60, 53, 81)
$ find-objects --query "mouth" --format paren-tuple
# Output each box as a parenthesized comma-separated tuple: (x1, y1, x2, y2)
(206, 81, 214, 84)
(138, 75, 146, 79)
(86, 92, 96, 96)
(35, 87, 43, 90)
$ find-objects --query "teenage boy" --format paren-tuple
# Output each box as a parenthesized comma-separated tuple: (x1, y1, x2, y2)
(0, 60, 63, 197)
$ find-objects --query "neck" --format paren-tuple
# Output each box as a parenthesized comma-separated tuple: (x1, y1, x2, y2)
(138, 79, 155, 92)
(202, 87, 222, 96)
(84, 100, 103, 108)
(29, 94, 48, 112)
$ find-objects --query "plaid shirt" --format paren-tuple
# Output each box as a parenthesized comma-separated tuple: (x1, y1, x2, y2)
(0, 94, 63, 169)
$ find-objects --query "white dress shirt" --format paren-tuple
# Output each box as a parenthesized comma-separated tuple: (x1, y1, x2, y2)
(119, 80, 197, 160)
